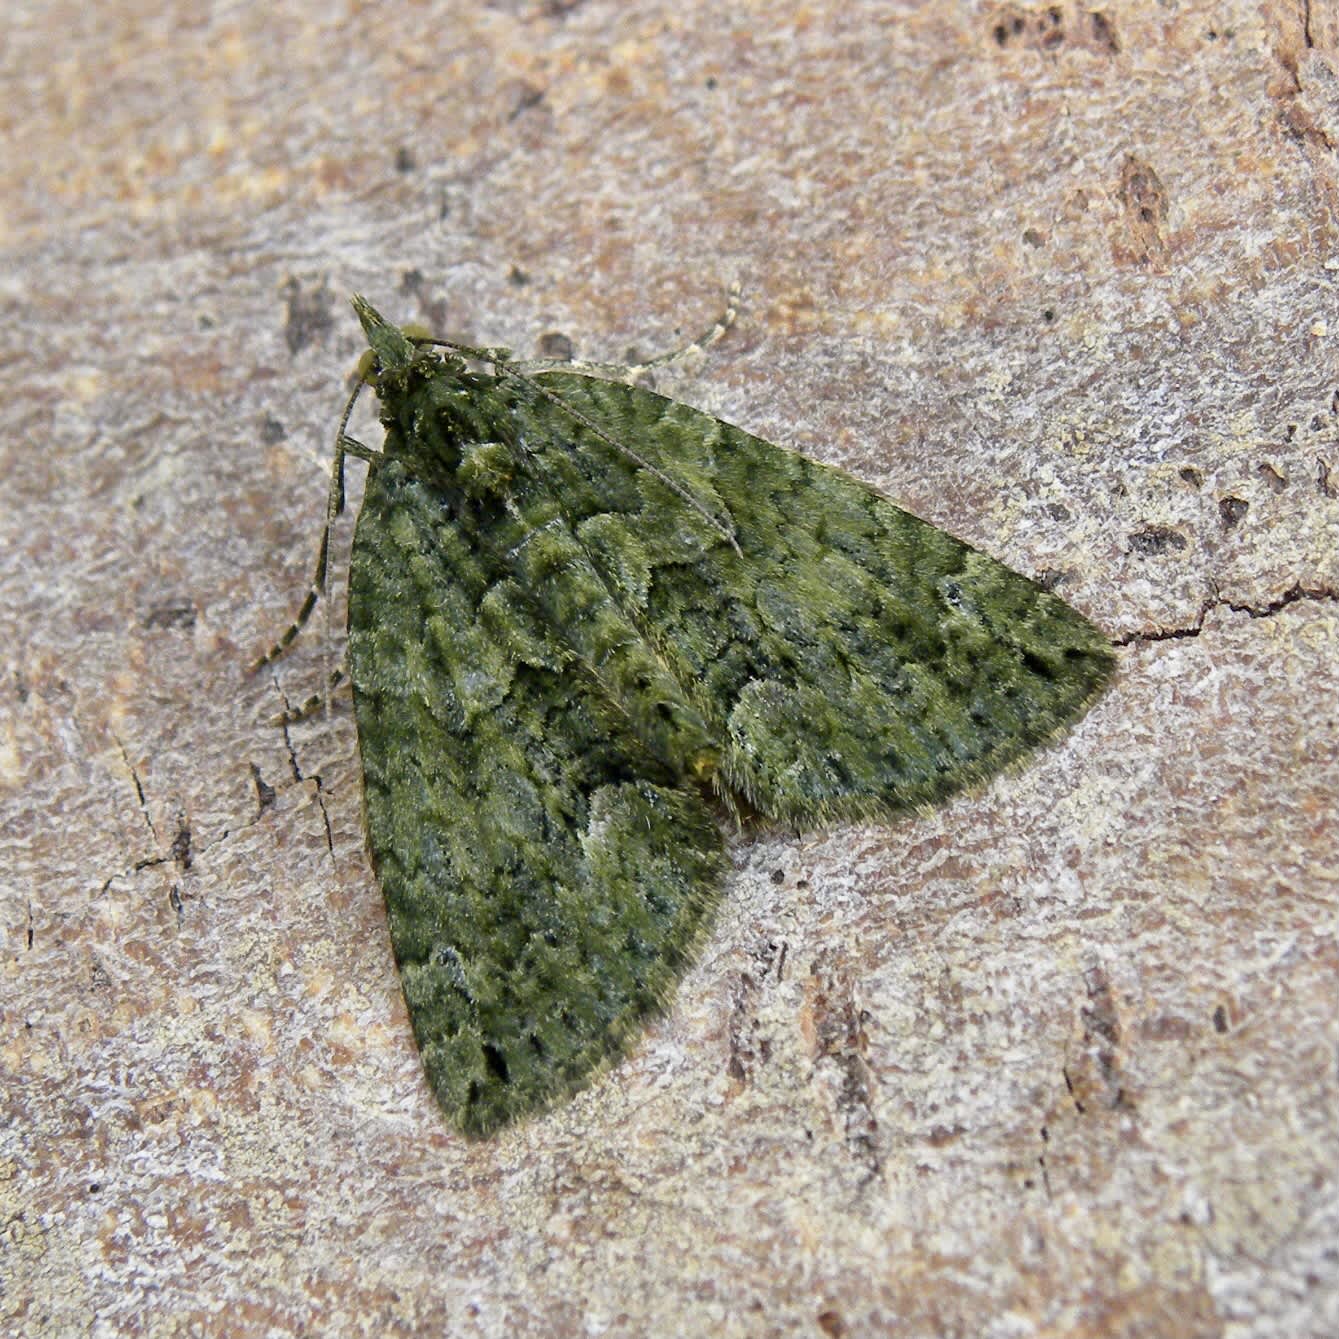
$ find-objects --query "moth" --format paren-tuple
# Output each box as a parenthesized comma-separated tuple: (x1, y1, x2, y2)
(257, 296, 1114, 1136)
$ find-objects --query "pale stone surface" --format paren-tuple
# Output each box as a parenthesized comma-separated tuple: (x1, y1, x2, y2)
(2, 3, 1336, 1337)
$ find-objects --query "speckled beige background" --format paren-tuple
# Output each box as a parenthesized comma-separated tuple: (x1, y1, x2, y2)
(2, 2, 1337, 1337)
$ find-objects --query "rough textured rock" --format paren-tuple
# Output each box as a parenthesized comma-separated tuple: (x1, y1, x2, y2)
(2, 3, 1336, 1337)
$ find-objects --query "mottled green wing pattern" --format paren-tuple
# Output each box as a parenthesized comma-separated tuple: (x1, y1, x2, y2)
(515, 373, 1116, 822)
(347, 458, 725, 1136)
(322, 301, 1114, 1136)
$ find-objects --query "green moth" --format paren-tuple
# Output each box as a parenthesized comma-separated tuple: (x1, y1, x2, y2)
(259, 297, 1114, 1137)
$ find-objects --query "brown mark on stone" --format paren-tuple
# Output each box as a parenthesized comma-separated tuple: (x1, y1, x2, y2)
(282, 278, 335, 355)
(1113, 156, 1170, 268)
(1257, 461, 1288, 491)
(1128, 525, 1188, 557)
(803, 968, 881, 1180)
(988, 5, 1119, 55)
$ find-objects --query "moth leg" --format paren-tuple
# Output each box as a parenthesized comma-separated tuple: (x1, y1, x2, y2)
(248, 432, 378, 674)
(513, 282, 741, 384)
(248, 523, 331, 674)
(267, 668, 350, 726)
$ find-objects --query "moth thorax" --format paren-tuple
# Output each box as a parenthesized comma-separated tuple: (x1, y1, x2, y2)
(457, 440, 516, 499)
(689, 749, 719, 784)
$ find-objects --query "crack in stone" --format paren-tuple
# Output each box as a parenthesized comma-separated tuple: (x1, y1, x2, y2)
(1112, 582, 1339, 646)
(274, 675, 336, 859)
(112, 730, 159, 846)
(104, 731, 193, 916)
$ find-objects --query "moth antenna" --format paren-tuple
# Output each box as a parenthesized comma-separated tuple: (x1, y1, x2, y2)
(502, 367, 743, 555)
(609, 279, 739, 381)
(505, 282, 740, 381)
(320, 378, 370, 711)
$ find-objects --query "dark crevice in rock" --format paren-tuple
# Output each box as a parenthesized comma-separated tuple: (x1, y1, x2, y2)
(275, 678, 336, 859)
(1113, 583, 1339, 646)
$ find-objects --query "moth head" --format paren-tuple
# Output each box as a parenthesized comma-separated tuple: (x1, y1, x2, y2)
(350, 295, 425, 381)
